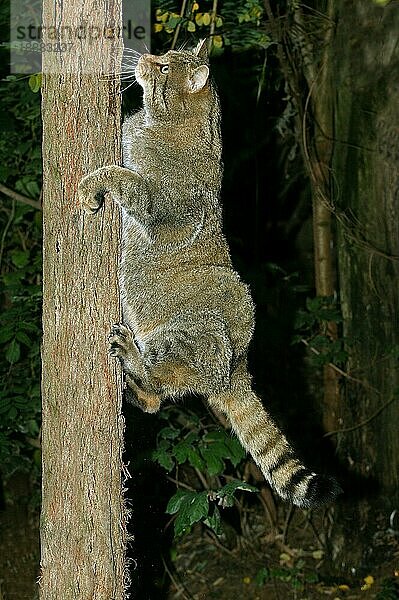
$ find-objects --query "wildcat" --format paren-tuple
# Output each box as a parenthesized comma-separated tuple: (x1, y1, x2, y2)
(78, 40, 341, 507)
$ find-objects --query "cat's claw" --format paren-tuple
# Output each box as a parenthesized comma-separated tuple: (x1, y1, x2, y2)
(108, 323, 136, 359)
(78, 175, 106, 214)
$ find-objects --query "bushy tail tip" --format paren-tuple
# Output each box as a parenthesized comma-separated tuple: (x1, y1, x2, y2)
(293, 474, 343, 509)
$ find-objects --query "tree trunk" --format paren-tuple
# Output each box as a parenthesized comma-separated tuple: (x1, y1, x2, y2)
(40, 0, 127, 597)
(330, 0, 399, 571)
(271, 0, 399, 571)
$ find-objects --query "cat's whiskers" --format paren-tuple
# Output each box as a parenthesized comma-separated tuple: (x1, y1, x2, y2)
(177, 39, 190, 52)
(123, 47, 142, 55)
(122, 57, 139, 67)
(99, 48, 140, 83)
(100, 70, 137, 82)
(121, 79, 140, 92)
(98, 72, 139, 92)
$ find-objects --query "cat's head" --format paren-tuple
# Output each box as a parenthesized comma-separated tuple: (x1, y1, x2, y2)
(135, 40, 213, 121)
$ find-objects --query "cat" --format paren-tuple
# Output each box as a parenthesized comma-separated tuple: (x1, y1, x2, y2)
(78, 39, 341, 508)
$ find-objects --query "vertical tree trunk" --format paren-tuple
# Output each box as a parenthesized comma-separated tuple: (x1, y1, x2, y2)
(300, 0, 340, 435)
(269, 0, 399, 571)
(40, 0, 127, 597)
(330, 0, 399, 570)
(265, 0, 341, 434)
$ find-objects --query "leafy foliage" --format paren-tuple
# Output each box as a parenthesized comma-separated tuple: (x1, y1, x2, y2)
(255, 560, 319, 592)
(153, 407, 246, 474)
(293, 296, 348, 367)
(0, 75, 42, 485)
(153, 0, 271, 54)
(153, 406, 257, 537)
(375, 578, 399, 600)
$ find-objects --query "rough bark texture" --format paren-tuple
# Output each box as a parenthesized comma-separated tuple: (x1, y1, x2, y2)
(330, 0, 399, 571)
(305, 0, 340, 435)
(277, 0, 341, 434)
(40, 1, 127, 598)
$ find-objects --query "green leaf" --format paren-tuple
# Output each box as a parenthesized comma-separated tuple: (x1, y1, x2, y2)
(173, 442, 189, 464)
(19, 321, 40, 333)
(28, 73, 42, 93)
(13, 396, 28, 409)
(174, 491, 209, 537)
(255, 567, 270, 586)
(187, 448, 205, 470)
(166, 489, 190, 515)
(167, 490, 210, 538)
(306, 296, 322, 313)
(11, 250, 29, 268)
(204, 506, 222, 535)
(294, 309, 316, 330)
(152, 440, 174, 471)
(156, 453, 174, 471)
(16, 331, 31, 346)
(0, 326, 14, 344)
(7, 406, 18, 420)
(224, 435, 246, 466)
(24, 180, 40, 198)
(166, 15, 181, 29)
(200, 447, 225, 476)
(158, 426, 180, 440)
(187, 491, 209, 524)
(214, 480, 258, 507)
(6, 339, 20, 363)
(312, 334, 331, 349)
(201, 430, 245, 469)
(0, 396, 12, 414)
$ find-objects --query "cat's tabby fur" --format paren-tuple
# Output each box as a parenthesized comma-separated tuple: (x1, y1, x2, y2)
(78, 40, 340, 507)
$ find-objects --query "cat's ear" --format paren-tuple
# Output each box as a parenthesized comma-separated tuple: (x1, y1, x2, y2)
(188, 65, 209, 93)
(192, 38, 208, 62)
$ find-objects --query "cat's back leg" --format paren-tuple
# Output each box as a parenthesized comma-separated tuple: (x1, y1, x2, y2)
(109, 323, 161, 413)
(109, 311, 234, 403)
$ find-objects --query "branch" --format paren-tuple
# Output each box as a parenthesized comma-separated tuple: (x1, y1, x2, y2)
(0, 182, 42, 210)
(0, 199, 15, 268)
(300, 338, 380, 395)
(208, 0, 219, 52)
(171, 0, 189, 50)
(324, 395, 397, 439)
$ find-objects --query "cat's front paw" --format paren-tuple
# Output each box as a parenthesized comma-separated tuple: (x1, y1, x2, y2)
(78, 173, 106, 215)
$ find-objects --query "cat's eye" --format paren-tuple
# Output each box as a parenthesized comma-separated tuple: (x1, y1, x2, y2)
(159, 64, 169, 74)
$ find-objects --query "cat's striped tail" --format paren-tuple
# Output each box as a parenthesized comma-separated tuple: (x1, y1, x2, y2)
(208, 363, 341, 508)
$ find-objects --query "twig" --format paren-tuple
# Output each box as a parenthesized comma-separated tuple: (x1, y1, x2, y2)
(166, 476, 196, 492)
(0, 182, 42, 210)
(204, 530, 235, 555)
(161, 555, 193, 600)
(208, 0, 218, 52)
(194, 467, 209, 490)
(281, 505, 295, 545)
(324, 394, 398, 438)
(300, 338, 381, 394)
(308, 512, 328, 549)
(171, 0, 189, 50)
(0, 199, 16, 268)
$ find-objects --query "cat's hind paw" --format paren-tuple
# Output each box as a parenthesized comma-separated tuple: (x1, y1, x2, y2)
(108, 323, 138, 360)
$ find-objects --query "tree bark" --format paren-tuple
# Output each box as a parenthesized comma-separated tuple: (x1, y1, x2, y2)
(269, 0, 399, 571)
(40, 0, 127, 597)
(330, 0, 399, 571)
(264, 0, 341, 434)
(299, 0, 340, 435)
